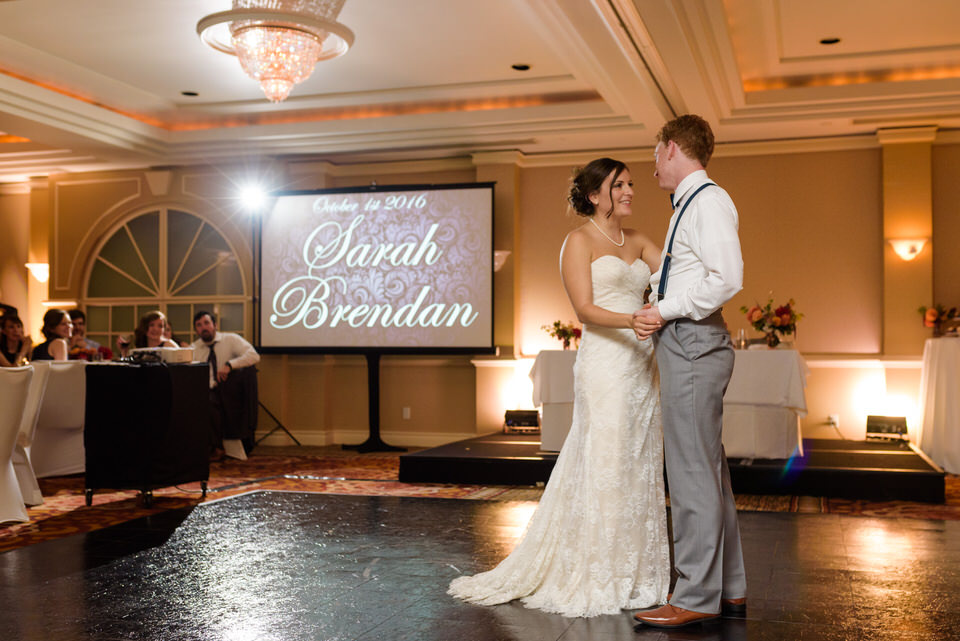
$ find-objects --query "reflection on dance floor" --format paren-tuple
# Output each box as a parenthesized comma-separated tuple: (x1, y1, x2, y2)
(0, 491, 957, 640)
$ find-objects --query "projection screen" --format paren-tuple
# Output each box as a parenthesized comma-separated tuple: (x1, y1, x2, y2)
(257, 183, 495, 353)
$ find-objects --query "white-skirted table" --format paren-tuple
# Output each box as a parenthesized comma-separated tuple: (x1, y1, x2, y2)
(722, 349, 809, 459)
(919, 337, 960, 473)
(529, 350, 578, 452)
(528, 347, 808, 458)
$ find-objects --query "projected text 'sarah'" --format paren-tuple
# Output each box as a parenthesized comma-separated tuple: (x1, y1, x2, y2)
(269, 214, 479, 330)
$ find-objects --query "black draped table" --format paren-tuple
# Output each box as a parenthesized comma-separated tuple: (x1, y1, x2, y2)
(84, 362, 210, 506)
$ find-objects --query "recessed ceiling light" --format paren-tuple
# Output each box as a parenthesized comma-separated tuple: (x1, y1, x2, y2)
(181, 91, 199, 97)
(511, 64, 531, 71)
(819, 37, 841, 45)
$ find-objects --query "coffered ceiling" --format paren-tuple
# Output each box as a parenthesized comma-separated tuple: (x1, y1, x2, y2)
(0, 0, 958, 183)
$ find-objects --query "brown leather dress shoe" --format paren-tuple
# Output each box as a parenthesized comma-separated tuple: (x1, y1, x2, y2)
(633, 604, 720, 628)
(664, 593, 747, 616)
(721, 597, 747, 616)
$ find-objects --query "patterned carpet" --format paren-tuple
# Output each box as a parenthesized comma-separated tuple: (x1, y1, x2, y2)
(1, 447, 958, 553)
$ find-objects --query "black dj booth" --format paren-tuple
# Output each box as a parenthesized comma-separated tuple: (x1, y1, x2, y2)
(83, 362, 210, 506)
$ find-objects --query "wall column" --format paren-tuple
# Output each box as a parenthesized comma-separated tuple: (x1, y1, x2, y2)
(473, 151, 523, 356)
(27, 179, 50, 341)
(0, 183, 31, 328)
(878, 127, 936, 356)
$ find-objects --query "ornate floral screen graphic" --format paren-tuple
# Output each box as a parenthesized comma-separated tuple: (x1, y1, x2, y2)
(259, 185, 493, 350)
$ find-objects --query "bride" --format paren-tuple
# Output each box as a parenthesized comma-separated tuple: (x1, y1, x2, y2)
(448, 158, 670, 617)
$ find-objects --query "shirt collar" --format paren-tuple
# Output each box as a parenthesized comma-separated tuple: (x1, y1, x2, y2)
(671, 170, 710, 211)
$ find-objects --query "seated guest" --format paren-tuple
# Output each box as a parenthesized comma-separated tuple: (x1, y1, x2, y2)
(32, 309, 72, 361)
(163, 321, 188, 347)
(0, 315, 32, 367)
(68, 309, 100, 350)
(191, 311, 260, 460)
(117, 310, 178, 356)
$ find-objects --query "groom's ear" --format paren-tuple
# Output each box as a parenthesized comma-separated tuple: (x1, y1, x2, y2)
(667, 139, 684, 161)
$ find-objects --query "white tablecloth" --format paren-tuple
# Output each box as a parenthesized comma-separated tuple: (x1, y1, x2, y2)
(529, 350, 577, 452)
(528, 347, 809, 458)
(722, 349, 809, 459)
(919, 338, 960, 473)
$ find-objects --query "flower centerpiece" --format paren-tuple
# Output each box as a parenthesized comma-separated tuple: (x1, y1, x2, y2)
(740, 298, 802, 348)
(541, 320, 582, 350)
(69, 345, 113, 361)
(918, 304, 957, 337)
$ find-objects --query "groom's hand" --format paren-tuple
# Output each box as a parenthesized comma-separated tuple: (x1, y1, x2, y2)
(633, 305, 663, 340)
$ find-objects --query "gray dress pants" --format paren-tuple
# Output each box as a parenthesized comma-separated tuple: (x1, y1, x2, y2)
(653, 311, 746, 613)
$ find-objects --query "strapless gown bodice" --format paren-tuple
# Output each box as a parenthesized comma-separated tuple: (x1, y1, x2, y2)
(589, 254, 650, 313)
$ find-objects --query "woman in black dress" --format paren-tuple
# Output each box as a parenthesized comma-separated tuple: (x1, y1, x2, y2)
(31, 309, 72, 361)
(0, 315, 32, 366)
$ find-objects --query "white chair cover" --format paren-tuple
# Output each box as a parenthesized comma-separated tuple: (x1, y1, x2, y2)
(12, 361, 51, 505)
(0, 365, 32, 524)
(31, 360, 87, 478)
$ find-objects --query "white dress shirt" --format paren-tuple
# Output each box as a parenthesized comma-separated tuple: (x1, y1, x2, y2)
(191, 331, 260, 389)
(649, 170, 743, 321)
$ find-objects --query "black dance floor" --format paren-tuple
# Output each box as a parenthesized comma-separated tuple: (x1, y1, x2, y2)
(2, 491, 959, 640)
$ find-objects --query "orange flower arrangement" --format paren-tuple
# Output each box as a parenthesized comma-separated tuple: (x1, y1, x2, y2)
(740, 297, 802, 348)
(542, 320, 582, 349)
(69, 345, 113, 361)
(918, 304, 956, 336)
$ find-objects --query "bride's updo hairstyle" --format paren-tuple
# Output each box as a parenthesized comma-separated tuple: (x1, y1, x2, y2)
(568, 157, 628, 218)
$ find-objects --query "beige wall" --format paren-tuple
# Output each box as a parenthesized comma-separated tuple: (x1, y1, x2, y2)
(0, 189, 30, 324)
(3, 141, 955, 445)
(933, 144, 960, 305)
(516, 150, 884, 356)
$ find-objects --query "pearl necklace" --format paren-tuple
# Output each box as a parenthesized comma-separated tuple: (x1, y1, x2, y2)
(589, 217, 625, 247)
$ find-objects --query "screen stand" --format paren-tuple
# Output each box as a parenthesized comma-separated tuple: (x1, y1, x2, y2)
(256, 401, 301, 446)
(342, 352, 407, 454)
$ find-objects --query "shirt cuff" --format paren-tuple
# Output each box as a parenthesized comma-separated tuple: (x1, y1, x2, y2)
(657, 299, 681, 321)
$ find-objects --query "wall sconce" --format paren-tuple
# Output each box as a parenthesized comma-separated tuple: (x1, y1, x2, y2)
(493, 250, 512, 272)
(888, 238, 927, 261)
(25, 262, 49, 283)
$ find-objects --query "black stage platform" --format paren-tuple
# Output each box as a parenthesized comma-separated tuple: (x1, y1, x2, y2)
(399, 433, 946, 503)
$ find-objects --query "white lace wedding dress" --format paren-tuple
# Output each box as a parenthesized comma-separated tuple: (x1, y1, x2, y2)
(448, 256, 670, 618)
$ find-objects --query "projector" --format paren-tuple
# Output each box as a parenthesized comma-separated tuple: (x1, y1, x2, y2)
(160, 347, 193, 363)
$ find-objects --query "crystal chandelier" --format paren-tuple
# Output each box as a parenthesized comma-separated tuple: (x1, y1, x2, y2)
(198, 0, 354, 103)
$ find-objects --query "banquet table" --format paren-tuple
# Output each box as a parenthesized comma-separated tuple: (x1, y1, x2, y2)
(919, 337, 960, 473)
(528, 347, 808, 458)
(722, 348, 809, 459)
(529, 350, 577, 451)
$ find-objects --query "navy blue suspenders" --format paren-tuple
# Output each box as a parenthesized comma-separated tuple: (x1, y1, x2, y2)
(656, 182, 716, 301)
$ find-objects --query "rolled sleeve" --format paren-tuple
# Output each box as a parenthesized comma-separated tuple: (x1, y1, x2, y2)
(226, 334, 260, 370)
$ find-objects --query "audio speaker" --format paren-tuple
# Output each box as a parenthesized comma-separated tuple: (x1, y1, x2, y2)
(503, 409, 540, 433)
(866, 415, 908, 441)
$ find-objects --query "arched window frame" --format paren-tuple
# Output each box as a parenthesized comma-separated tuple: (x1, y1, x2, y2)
(80, 205, 249, 348)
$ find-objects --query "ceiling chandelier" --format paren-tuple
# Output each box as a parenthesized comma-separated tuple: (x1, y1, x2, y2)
(197, 0, 354, 103)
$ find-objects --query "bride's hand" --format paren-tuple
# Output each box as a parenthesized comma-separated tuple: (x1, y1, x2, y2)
(633, 306, 663, 340)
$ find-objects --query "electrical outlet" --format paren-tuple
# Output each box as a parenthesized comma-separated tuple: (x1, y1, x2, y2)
(827, 414, 840, 428)
(402, 407, 411, 420)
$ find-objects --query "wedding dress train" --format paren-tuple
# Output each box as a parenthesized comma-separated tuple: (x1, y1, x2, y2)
(448, 256, 670, 617)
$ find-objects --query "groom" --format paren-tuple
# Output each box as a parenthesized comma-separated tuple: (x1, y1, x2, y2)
(632, 114, 747, 628)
